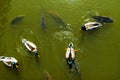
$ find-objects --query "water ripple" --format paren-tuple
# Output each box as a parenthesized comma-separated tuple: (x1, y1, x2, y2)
(53, 30, 77, 42)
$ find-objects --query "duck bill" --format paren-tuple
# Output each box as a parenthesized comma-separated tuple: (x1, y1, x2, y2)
(16, 65, 19, 68)
(37, 55, 40, 57)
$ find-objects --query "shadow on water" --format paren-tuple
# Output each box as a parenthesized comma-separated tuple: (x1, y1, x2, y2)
(34, 55, 41, 64)
(79, 27, 101, 42)
(5, 66, 19, 75)
(65, 60, 82, 80)
(22, 48, 41, 64)
(2, 64, 21, 80)
(0, 0, 11, 26)
(73, 62, 82, 79)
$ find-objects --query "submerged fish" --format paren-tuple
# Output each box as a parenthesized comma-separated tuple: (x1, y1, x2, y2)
(10, 15, 24, 25)
(49, 11, 67, 28)
(41, 13, 47, 31)
(92, 16, 114, 23)
(44, 70, 52, 80)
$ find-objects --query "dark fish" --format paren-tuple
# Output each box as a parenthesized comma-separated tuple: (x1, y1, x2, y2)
(41, 13, 47, 31)
(49, 11, 67, 28)
(10, 15, 24, 25)
(92, 16, 113, 23)
(44, 70, 52, 80)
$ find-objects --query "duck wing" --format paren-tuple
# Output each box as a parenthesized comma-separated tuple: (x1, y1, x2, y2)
(24, 41, 37, 52)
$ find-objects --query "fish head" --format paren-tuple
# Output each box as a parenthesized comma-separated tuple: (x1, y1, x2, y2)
(107, 18, 114, 23)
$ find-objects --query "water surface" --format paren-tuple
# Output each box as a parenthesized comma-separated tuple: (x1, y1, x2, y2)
(0, 0, 120, 80)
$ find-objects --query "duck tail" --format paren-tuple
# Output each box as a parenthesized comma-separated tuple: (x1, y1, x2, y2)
(0, 56, 5, 61)
(22, 39, 27, 43)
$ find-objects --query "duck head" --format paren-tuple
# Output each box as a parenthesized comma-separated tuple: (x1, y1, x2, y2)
(12, 62, 19, 68)
(81, 25, 86, 31)
(34, 51, 39, 57)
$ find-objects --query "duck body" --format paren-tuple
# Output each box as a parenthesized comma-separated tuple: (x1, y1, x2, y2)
(81, 22, 102, 31)
(65, 42, 75, 69)
(22, 39, 39, 56)
(0, 56, 19, 68)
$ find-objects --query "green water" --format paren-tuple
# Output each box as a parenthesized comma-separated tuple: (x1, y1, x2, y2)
(0, 0, 120, 80)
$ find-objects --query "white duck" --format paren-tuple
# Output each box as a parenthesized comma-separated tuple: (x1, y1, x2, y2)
(22, 39, 39, 57)
(0, 56, 19, 68)
(81, 22, 102, 31)
(65, 42, 75, 65)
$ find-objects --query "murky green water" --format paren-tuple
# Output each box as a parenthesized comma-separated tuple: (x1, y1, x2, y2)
(0, 0, 120, 80)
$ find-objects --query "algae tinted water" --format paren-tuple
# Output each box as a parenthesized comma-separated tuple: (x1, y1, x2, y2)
(0, 0, 120, 80)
